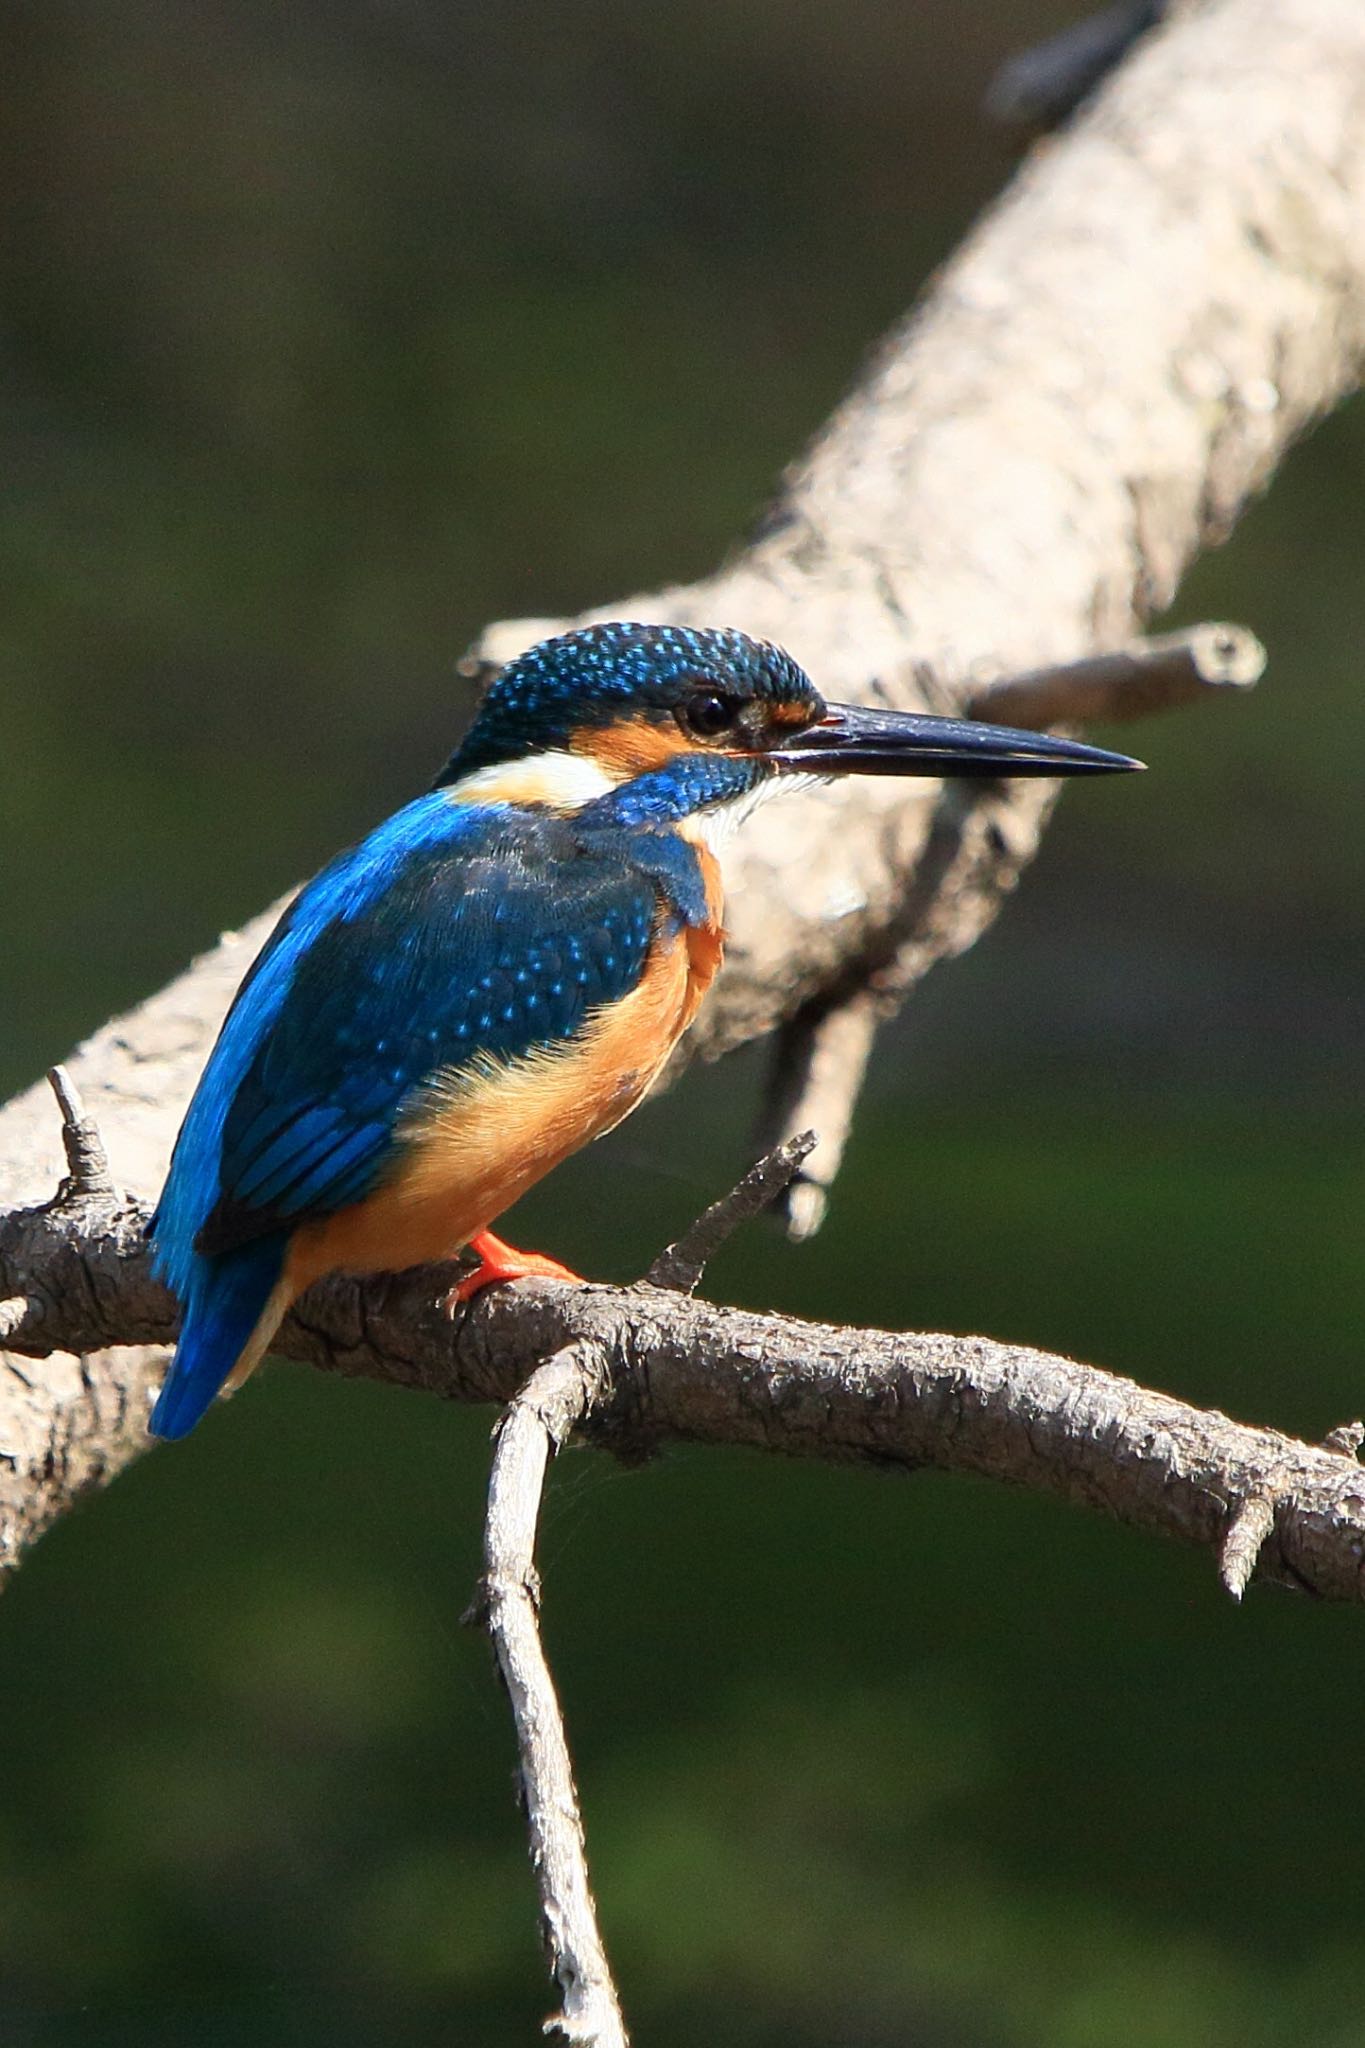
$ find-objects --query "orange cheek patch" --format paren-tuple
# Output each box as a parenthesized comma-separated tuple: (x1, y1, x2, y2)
(571, 717, 685, 778)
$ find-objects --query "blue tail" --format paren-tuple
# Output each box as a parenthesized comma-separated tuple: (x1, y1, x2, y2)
(151, 1237, 288, 1440)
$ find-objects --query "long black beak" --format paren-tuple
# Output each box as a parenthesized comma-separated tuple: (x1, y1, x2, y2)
(771, 703, 1143, 778)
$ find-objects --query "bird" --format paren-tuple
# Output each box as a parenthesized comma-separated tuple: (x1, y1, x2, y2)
(147, 622, 1140, 1439)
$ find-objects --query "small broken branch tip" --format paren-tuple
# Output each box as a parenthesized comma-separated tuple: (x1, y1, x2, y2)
(644, 1131, 818, 1294)
(969, 622, 1264, 731)
(1219, 1492, 1277, 1601)
(46, 1066, 115, 1202)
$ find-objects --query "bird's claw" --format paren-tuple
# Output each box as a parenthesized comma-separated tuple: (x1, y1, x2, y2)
(443, 1230, 584, 1314)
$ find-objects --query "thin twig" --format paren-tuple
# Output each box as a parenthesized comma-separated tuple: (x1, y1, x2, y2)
(477, 1339, 628, 2047)
(46, 1066, 115, 1201)
(984, 1, 1167, 132)
(644, 1132, 817, 1293)
(968, 623, 1264, 731)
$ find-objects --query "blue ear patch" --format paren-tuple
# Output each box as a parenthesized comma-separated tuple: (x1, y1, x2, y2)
(582, 751, 761, 831)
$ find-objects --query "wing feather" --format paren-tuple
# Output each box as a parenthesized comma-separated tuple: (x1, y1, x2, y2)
(186, 802, 665, 1259)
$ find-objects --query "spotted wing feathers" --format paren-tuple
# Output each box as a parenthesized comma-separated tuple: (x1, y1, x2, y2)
(189, 805, 663, 1258)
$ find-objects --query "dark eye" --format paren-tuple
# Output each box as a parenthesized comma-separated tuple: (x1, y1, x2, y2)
(681, 690, 739, 739)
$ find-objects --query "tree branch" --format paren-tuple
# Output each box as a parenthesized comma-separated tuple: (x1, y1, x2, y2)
(272, 1279, 1365, 1609)
(472, 1339, 628, 2048)
(4, 1164, 1365, 1605)
(7, 1118, 1365, 2028)
(968, 621, 1265, 729)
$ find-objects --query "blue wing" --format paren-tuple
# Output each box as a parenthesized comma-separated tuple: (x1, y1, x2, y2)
(150, 793, 673, 1294)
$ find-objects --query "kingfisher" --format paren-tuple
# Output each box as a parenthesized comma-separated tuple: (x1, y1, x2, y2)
(147, 622, 1139, 1438)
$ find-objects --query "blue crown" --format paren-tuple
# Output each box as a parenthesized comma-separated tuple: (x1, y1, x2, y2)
(442, 622, 810, 778)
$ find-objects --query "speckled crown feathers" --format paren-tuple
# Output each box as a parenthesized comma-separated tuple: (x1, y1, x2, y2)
(442, 621, 811, 778)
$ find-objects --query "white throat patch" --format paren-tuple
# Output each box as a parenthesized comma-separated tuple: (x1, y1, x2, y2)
(444, 751, 618, 812)
(683, 768, 797, 853)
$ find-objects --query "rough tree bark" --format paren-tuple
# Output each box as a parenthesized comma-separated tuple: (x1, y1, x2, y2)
(5, 2, 1365, 2032)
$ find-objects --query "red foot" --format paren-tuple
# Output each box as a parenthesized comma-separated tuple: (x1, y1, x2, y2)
(447, 1229, 584, 1308)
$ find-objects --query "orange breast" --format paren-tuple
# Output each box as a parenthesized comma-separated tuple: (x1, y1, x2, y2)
(285, 908, 724, 1294)
(679, 834, 724, 1030)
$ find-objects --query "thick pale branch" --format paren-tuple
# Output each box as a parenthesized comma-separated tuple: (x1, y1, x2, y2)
(476, 0, 1365, 1075)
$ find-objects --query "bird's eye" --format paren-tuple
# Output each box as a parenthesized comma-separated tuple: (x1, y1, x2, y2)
(681, 690, 739, 739)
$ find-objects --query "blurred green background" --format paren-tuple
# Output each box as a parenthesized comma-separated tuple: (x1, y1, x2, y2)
(3, 3, 1364, 2044)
